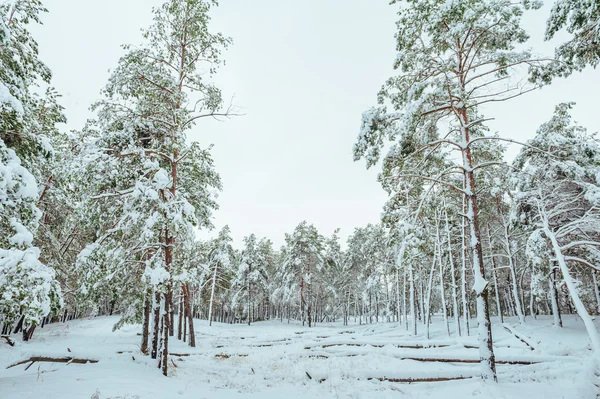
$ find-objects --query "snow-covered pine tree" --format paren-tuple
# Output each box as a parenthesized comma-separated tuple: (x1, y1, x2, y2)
(320, 229, 349, 325)
(353, 0, 556, 381)
(231, 234, 272, 325)
(75, 0, 231, 376)
(0, 0, 63, 340)
(545, 0, 600, 72)
(281, 222, 324, 327)
(205, 226, 235, 326)
(512, 102, 600, 352)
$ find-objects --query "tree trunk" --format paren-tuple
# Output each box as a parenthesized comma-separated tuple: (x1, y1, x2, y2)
(184, 283, 195, 347)
(410, 262, 417, 335)
(593, 271, 600, 315)
(498, 207, 526, 324)
(151, 292, 161, 359)
(141, 288, 152, 355)
(549, 266, 562, 328)
(178, 290, 183, 340)
(208, 261, 219, 327)
(425, 241, 437, 340)
(461, 195, 470, 337)
(444, 205, 461, 336)
(435, 216, 450, 337)
(460, 109, 497, 381)
(486, 225, 504, 324)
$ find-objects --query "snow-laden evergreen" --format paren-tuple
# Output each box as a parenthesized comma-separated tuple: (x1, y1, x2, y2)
(0, 0, 63, 339)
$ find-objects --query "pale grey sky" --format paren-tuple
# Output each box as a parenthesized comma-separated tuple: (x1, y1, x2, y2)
(32, 0, 599, 248)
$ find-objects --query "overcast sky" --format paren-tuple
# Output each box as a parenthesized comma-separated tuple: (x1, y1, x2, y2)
(32, 0, 599, 249)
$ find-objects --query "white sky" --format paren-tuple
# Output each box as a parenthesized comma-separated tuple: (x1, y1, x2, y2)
(31, 0, 599, 249)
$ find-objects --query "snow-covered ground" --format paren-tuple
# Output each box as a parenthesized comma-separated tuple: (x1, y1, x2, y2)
(1, 315, 598, 398)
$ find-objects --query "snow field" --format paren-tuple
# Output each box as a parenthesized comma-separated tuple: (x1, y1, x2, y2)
(1, 315, 598, 399)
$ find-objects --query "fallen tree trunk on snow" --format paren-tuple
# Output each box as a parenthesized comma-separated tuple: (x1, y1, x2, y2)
(369, 376, 472, 383)
(7, 356, 99, 369)
(308, 353, 543, 365)
(400, 357, 538, 365)
(1, 335, 15, 346)
(503, 324, 536, 351)
(315, 375, 473, 383)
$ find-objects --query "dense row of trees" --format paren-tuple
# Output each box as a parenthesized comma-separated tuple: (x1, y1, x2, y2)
(1, 0, 599, 382)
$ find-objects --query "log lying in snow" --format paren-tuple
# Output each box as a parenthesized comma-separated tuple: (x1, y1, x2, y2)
(215, 353, 248, 359)
(307, 353, 558, 365)
(315, 375, 473, 383)
(368, 376, 472, 383)
(7, 356, 99, 369)
(1, 335, 15, 346)
(400, 357, 540, 365)
(503, 324, 536, 351)
(305, 342, 478, 350)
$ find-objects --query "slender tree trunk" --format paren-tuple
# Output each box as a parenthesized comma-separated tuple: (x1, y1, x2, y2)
(300, 277, 305, 326)
(530, 261, 536, 318)
(498, 209, 526, 324)
(247, 269, 251, 325)
(307, 265, 312, 328)
(395, 266, 401, 325)
(461, 195, 470, 336)
(444, 205, 461, 336)
(151, 292, 161, 359)
(425, 241, 437, 340)
(161, 286, 171, 376)
(178, 290, 183, 340)
(436, 217, 450, 337)
(409, 262, 417, 335)
(208, 261, 219, 327)
(486, 225, 504, 324)
(184, 284, 195, 347)
(13, 315, 24, 334)
(459, 108, 497, 381)
(141, 288, 152, 355)
(403, 269, 408, 331)
(593, 271, 600, 315)
(493, 269, 503, 323)
(549, 265, 562, 328)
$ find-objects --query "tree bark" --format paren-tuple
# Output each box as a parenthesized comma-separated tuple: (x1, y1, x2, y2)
(459, 107, 497, 381)
(141, 288, 152, 355)
(184, 283, 196, 347)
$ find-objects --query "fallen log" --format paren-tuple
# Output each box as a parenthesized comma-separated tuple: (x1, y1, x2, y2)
(305, 343, 478, 350)
(7, 356, 99, 369)
(400, 357, 539, 365)
(1, 335, 15, 346)
(307, 353, 544, 365)
(503, 324, 536, 351)
(370, 376, 473, 383)
(315, 375, 473, 383)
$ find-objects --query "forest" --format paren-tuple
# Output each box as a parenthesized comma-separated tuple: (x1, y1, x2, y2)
(1, 0, 600, 397)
